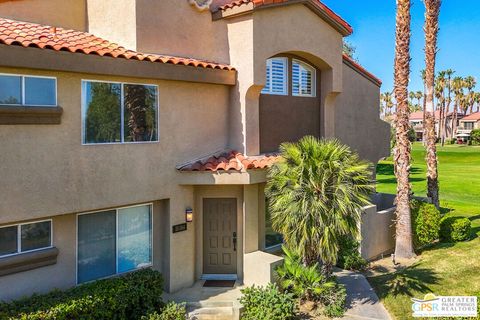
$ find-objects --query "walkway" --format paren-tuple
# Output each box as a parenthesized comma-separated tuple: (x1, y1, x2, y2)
(335, 269, 392, 320)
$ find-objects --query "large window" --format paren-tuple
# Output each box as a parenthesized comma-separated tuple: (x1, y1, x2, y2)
(0, 220, 52, 257)
(292, 59, 316, 97)
(77, 204, 152, 284)
(0, 74, 57, 106)
(261, 58, 288, 95)
(82, 81, 158, 144)
(464, 122, 474, 130)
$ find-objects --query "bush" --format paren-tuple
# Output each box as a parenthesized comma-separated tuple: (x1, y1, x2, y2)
(276, 246, 346, 318)
(240, 284, 297, 320)
(446, 138, 456, 145)
(141, 302, 187, 320)
(440, 216, 472, 242)
(0, 269, 164, 320)
(410, 200, 441, 248)
(276, 247, 335, 301)
(471, 129, 480, 145)
(337, 235, 368, 271)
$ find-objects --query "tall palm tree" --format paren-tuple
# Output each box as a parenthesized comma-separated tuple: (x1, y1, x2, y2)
(382, 91, 395, 118)
(409, 91, 417, 112)
(266, 137, 374, 272)
(474, 92, 480, 113)
(423, 0, 441, 209)
(415, 91, 424, 111)
(445, 69, 455, 138)
(435, 72, 446, 145)
(464, 76, 476, 114)
(452, 76, 465, 138)
(393, 0, 415, 259)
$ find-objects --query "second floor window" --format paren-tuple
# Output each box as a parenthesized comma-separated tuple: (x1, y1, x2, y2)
(292, 59, 316, 97)
(82, 81, 159, 144)
(0, 74, 57, 106)
(464, 122, 474, 130)
(261, 58, 288, 95)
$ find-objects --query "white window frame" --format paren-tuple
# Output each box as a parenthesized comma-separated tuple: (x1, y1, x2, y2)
(81, 79, 160, 145)
(261, 57, 288, 96)
(0, 73, 57, 107)
(292, 59, 316, 97)
(0, 219, 53, 258)
(75, 203, 154, 284)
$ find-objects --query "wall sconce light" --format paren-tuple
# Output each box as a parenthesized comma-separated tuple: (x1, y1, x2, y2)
(186, 207, 193, 222)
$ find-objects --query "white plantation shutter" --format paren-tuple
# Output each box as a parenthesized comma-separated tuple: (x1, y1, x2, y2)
(292, 59, 316, 97)
(262, 58, 288, 95)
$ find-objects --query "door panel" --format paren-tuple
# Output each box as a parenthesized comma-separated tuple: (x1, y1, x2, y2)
(203, 198, 237, 274)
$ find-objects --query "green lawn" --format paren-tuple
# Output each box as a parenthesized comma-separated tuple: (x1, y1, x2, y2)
(370, 143, 480, 320)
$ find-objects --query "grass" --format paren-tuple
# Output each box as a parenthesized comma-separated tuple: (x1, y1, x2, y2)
(370, 143, 480, 320)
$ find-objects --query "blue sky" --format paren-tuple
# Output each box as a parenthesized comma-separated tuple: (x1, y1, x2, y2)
(321, 0, 480, 93)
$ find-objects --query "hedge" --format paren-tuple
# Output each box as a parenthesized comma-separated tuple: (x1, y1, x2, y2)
(410, 200, 441, 248)
(0, 269, 164, 320)
(440, 216, 472, 242)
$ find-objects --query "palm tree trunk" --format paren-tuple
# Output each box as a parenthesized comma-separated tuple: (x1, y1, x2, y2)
(394, 0, 415, 259)
(452, 104, 458, 140)
(423, 0, 441, 209)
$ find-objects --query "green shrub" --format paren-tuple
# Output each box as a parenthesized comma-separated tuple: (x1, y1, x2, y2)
(0, 269, 164, 320)
(141, 302, 187, 320)
(410, 200, 441, 248)
(240, 284, 297, 320)
(471, 129, 480, 145)
(440, 216, 472, 242)
(446, 138, 456, 145)
(337, 235, 368, 271)
(321, 285, 347, 318)
(276, 246, 335, 301)
(276, 246, 346, 318)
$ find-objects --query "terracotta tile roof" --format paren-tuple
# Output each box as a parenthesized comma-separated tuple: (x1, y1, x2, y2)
(0, 17, 234, 71)
(178, 150, 280, 172)
(342, 54, 382, 87)
(216, 0, 352, 36)
(409, 110, 458, 121)
(461, 112, 480, 121)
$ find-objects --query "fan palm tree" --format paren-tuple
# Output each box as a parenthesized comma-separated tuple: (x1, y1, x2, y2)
(474, 92, 480, 113)
(435, 72, 447, 145)
(265, 137, 374, 272)
(382, 92, 395, 118)
(393, 0, 415, 259)
(464, 76, 476, 114)
(445, 69, 455, 138)
(423, 0, 441, 209)
(415, 91, 424, 111)
(409, 91, 416, 112)
(452, 76, 465, 138)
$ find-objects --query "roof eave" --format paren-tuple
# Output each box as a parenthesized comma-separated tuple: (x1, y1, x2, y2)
(342, 54, 382, 87)
(213, 0, 353, 37)
(0, 44, 237, 86)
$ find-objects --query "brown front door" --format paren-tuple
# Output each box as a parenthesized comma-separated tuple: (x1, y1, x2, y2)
(203, 198, 237, 275)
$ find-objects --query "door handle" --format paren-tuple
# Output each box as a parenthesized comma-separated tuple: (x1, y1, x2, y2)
(233, 232, 237, 251)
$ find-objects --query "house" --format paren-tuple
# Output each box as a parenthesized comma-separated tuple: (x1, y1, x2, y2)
(409, 110, 463, 141)
(0, 0, 390, 301)
(457, 112, 480, 141)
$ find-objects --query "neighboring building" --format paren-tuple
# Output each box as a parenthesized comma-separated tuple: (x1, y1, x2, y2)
(0, 0, 390, 301)
(409, 110, 463, 141)
(457, 112, 480, 142)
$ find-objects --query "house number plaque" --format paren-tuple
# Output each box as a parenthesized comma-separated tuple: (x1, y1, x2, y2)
(172, 223, 188, 233)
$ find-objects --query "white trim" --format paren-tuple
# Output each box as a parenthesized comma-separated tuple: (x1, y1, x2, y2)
(75, 203, 154, 285)
(80, 79, 160, 145)
(261, 57, 288, 96)
(292, 59, 316, 97)
(201, 274, 238, 281)
(0, 73, 57, 107)
(0, 219, 53, 258)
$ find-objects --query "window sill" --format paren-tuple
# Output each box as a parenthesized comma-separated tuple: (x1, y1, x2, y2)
(0, 105, 63, 124)
(0, 247, 59, 276)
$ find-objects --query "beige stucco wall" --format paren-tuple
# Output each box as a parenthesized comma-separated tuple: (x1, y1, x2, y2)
(135, 0, 230, 63)
(0, 0, 86, 30)
(86, 0, 137, 50)
(334, 64, 390, 164)
(0, 66, 229, 224)
(360, 205, 396, 261)
(226, 4, 344, 155)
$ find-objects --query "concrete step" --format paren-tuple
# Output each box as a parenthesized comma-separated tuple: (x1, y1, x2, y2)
(187, 301, 239, 320)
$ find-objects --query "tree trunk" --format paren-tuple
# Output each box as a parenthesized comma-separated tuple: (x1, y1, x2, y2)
(452, 104, 458, 140)
(423, 0, 441, 209)
(394, 0, 415, 259)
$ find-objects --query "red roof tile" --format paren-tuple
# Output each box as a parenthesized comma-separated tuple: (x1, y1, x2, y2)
(178, 150, 280, 172)
(216, 0, 352, 36)
(409, 110, 458, 121)
(0, 17, 234, 71)
(461, 112, 480, 121)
